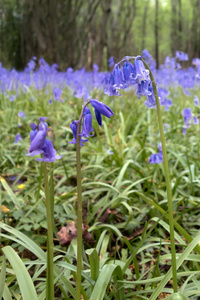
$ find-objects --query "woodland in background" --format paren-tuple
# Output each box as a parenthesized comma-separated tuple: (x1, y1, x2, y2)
(0, 0, 200, 70)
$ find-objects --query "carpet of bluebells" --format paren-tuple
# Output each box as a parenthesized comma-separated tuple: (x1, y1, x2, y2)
(1, 49, 200, 299)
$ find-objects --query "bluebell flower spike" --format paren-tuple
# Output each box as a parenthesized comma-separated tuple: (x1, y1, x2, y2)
(90, 99, 114, 127)
(26, 117, 62, 162)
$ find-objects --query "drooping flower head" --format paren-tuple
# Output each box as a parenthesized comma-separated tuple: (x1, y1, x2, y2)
(14, 133, 22, 144)
(26, 117, 62, 162)
(69, 120, 88, 147)
(149, 143, 163, 164)
(69, 99, 114, 146)
(194, 95, 199, 106)
(18, 111, 26, 118)
(79, 106, 94, 138)
(90, 99, 114, 127)
(108, 56, 115, 67)
(182, 108, 199, 134)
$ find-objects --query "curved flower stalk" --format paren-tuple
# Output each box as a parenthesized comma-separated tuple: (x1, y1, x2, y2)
(69, 99, 114, 300)
(26, 117, 62, 300)
(106, 56, 178, 294)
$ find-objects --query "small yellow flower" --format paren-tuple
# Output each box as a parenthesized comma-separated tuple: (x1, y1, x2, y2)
(18, 184, 25, 190)
(1, 205, 10, 213)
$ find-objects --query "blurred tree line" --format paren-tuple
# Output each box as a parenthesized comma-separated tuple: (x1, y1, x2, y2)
(0, 0, 199, 70)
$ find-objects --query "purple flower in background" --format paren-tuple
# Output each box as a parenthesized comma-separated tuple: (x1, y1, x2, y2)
(182, 108, 192, 124)
(149, 142, 163, 164)
(9, 95, 15, 102)
(14, 133, 22, 144)
(193, 116, 199, 124)
(18, 111, 25, 118)
(53, 87, 62, 101)
(27, 58, 36, 71)
(26, 117, 62, 162)
(149, 153, 163, 164)
(194, 95, 199, 106)
(175, 51, 189, 61)
(108, 56, 115, 67)
(49, 99, 53, 105)
(93, 64, 99, 72)
(90, 99, 114, 127)
(182, 108, 199, 134)
(183, 125, 187, 135)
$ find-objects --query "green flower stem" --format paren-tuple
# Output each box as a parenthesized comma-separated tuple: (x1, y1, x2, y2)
(142, 59, 178, 293)
(75, 101, 90, 300)
(43, 162, 54, 300)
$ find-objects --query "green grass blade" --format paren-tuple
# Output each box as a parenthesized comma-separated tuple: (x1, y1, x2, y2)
(85, 248, 99, 282)
(90, 264, 124, 300)
(2, 246, 38, 300)
(149, 232, 200, 300)
(2, 284, 13, 300)
(0, 255, 6, 298)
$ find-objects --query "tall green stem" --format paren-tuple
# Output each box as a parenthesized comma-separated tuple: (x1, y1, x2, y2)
(43, 162, 54, 300)
(75, 101, 90, 300)
(142, 59, 178, 293)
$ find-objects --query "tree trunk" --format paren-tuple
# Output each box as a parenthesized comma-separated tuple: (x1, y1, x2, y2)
(141, 0, 150, 50)
(155, 0, 159, 69)
(171, 0, 177, 55)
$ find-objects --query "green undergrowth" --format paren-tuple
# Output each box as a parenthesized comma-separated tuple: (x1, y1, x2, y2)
(1, 86, 200, 299)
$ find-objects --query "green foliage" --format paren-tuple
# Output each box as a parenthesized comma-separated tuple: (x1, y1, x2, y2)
(1, 84, 200, 298)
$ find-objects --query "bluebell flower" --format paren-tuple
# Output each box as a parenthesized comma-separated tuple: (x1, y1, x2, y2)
(93, 64, 99, 72)
(14, 133, 22, 144)
(108, 56, 115, 67)
(182, 108, 199, 134)
(26, 117, 48, 156)
(193, 116, 199, 124)
(182, 108, 192, 124)
(79, 107, 94, 138)
(35, 139, 63, 162)
(49, 99, 53, 105)
(26, 117, 62, 162)
(69, 121, 88, 147)
(144, 84, 156, 108)
(18, 111, 25, 118)
(123, 60, 135, 84)
(112, 64, 124, 89)
(131, 56, 150, 83)
(148, 153, 163, 164)
(30, 123, 38, 142)
(149, 142, 163, 164)
(9, 95, 15, 102)
(90, 99, 114, 127)
(194, 95, 199, 106)
(135, 80, 150, 99)
(175, 51, 188, 61)
(104, 74, 121, 96)
(183, 125, 187, 135)
(160, 98, 173, 111)
(53, 87, 62, 101)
